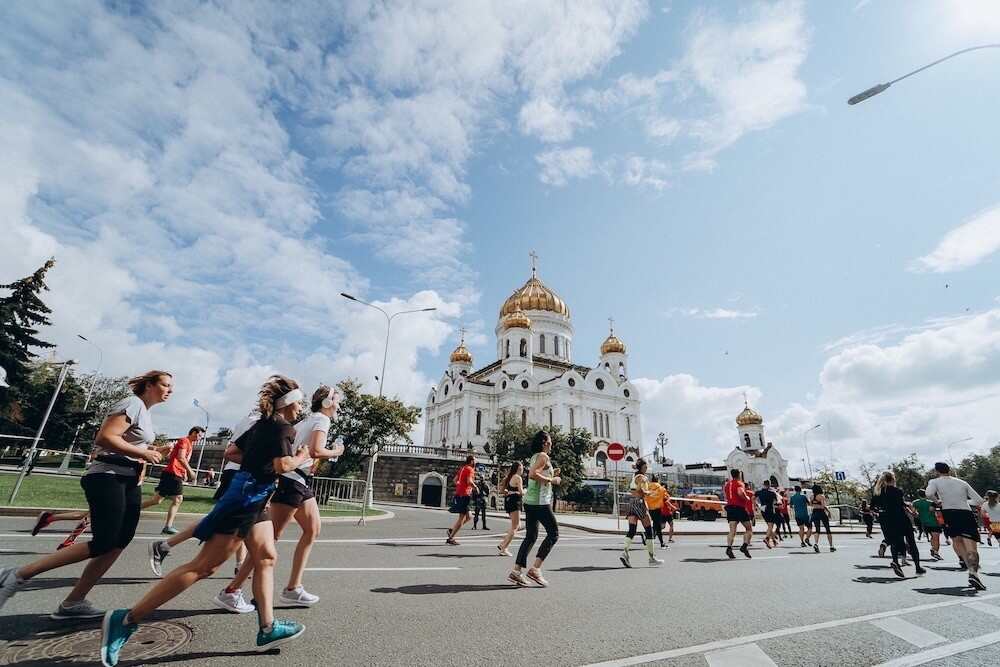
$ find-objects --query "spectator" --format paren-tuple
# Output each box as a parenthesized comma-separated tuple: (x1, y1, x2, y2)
(472, 477, 489, 530)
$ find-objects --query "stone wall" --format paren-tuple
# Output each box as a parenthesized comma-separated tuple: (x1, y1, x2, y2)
(365, 453, 472, 506)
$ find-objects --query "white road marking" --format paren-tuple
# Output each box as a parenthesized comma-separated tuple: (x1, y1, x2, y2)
(305, 567, 460, 571)
(579, 593, 1000, 667)
(869, 618, 947, 648)
(965, 600, 1000, 618)
(704, 643, 778, 667)
(872, 629, 1000, 667)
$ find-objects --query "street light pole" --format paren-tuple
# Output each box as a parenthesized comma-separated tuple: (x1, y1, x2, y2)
(802, 424, 821, 479)
(945, 436, 974, 467)
(192, 398, 210, 480)
(848, 44, 1000, 105)
(60, 334, 102, 473)
(340, 293, 437, 524)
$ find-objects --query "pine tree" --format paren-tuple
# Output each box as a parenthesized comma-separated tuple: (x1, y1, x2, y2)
(0, 258, 57, 393)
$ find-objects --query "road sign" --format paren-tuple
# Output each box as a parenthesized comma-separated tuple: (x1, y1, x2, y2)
(607, 442, 625, 461)
(835, 470, 846, 481)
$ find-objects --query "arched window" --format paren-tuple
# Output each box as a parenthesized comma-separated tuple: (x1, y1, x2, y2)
(605, 362, 610, 370)
(519, 338, 527, 358)
(626, 415, 631, 441)
(569, 407, 575, 430)
(444, 385, 449, 396)
(554, 335, 560, 356)
(744, 433, 752, 449)
(548, 409, 553, 429)
(596, 450, 608, 473)
(505, 339, 510, 358)
(758, 434, 764, 448)
(593, 412, 598, 435)
(521, 409, 527, 427)
(604, 414, 610, 437)
(475, 410, 482, 436)
(539, 334, 546, 354)
(618, 362, 625, 378)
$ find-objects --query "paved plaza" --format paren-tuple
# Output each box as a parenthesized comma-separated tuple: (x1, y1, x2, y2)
(3, 506, 1000, 666)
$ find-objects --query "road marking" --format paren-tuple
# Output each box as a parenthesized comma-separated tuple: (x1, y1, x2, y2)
(872, 629, 1000, 667)
(579, 593, 1000, 667)
(965, 601, 1000, 618)
(869, 618, 946, 648)
(704, 643, 778, 667)
(305, 567, 460, 571)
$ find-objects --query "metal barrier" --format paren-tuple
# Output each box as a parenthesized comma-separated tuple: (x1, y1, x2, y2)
(310, 476, 368, 508)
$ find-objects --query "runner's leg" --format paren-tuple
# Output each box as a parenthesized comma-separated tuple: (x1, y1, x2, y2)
(285, 498, 321, 592)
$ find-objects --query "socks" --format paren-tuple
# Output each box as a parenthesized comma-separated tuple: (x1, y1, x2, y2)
(645, 539, 655, 557)
(623, 537, 632, 553)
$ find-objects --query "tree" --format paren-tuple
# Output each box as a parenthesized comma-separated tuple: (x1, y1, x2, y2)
(858, 461, 882, 499)
(320, 379, 421, 478)
(957, 445, 1000, 496)
(812, 469, 867, 508)
(71, 373, 131, 452)
(0, 259, 57, 418)
(890, 454, 929, 499)
(487, 420, 593, 497)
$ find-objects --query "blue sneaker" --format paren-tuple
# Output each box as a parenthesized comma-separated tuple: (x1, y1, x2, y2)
(100, 609, 137, 666)
(255, 619, 305, 651)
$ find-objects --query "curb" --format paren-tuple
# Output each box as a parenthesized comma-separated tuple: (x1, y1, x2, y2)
(0, 505, 394, 524)
(556, 519, 871, 536)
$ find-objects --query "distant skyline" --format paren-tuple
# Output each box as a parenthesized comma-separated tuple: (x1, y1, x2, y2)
(2, 1, 999, 476)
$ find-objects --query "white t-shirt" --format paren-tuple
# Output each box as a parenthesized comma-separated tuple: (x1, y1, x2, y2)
(223, 414, 259, 472)
(86, 395, 155, 478)
(925, 476, 984, 511)
(282, 412, 331, 481)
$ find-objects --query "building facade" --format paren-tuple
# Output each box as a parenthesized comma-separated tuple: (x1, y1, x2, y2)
(724, 402, 790, 489)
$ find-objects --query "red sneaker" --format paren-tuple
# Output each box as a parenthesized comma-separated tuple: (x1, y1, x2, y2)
(31, 512, 54, 536)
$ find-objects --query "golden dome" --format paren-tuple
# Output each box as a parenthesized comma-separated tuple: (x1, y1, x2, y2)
(736, 405, 763, 426)
(499, 274, 569, 319)
(500, 309, 532, 331)
(601, 334, 626, 355)
(449, 343, 472, 364)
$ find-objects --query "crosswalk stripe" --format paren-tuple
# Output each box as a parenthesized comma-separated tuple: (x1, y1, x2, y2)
(869, 618, 947, 648)
(872, 629, 1000, 667)
(704, 643, 778, 667)
(965, 601, 1000, 618)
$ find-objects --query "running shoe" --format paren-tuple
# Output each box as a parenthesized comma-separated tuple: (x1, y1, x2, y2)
(901, 559, 910, 567)
(931, 551, 943, 561)
(891, 562, 904, 578)
(0, 566, 22, 610)
(497, 545, 511, 557)
(813, 543, 820, 554)
(739, 544, 752, 559)
(959, 559, 968, 571)
(526, 569, 549, 587)
(51, 598, 104, 620)
(659, 543, 669, 550)
(800, 541, 807, 548)
(31, 511, 54, 536)
(280, 586, 319, 607)
(915, 566, 927, 575)
(725, 546, 736, 559)
(668, 538, 675, 543)
(620, 551, 632, 568)
(255, 619, 304, 652)
(878, 543, 887, 558)
(445, 538, 459, 546)
(969, 572, 987, 591)
(764, 538, 773, 550)
(100, 609, 137, 667)
(648, 555, 664, 567)
(148, 541, 170, 577)
(161, 526, 178, 535)
(507, 571, 528, 587)
(830, 547, 837, 553)
(214, 588, 256, 614)
(59, 519, 89, 550)
(804, 537, 812, 546)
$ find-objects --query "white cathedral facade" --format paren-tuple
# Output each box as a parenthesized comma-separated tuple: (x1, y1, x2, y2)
(423, 264, 642, 475)
(724, 402, 790, 489)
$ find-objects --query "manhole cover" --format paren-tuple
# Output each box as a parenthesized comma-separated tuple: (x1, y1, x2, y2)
(1, 620, 193, 665)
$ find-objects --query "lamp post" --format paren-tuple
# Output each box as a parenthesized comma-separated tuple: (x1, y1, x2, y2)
(802, 424, 821, 479)
(945, 436, 974, 467)
(192, 398, 210, 480)
(340, 292, 437, 523)
(9, 359, 76, 503)
(59, 335, 102, 473)
(848, 44, 1000, 105)
(656, 432, 668, 466)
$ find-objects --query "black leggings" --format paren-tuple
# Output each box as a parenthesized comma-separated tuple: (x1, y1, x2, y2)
(811, 510, 831, 535)
(649, 508, 665, 545)
(889, 522, 921, 567)
(472, 502, 487, 528)
(516, 504, 559, 568)
(81, 474, 142, 557)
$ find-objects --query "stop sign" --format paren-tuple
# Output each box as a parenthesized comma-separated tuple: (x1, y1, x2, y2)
(607, 442, 625, 461)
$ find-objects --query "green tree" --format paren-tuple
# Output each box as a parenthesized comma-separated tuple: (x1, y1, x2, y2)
(487, 420, 593, 496)
(0, 259, 57, 419)
(957, 445, 1000, 496)
(813, 469, 867, 508)
(71, 373, 131, 453)
(890, 454, 929, 498)
(487, 415, 536, 465)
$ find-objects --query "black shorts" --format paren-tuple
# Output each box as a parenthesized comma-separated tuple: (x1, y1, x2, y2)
(81, 474, 142, 556)
(155, 471, 184, 498)
(453, 495, 471, 514)
(921, 523, 942, 533)
(212, 496, 273, 539)
(942, 509, 981, 542)
(811, 510, 831, 534)
(663, 512, 674, 524)
(726, 506, 750, 523)
(762, 511, 778, 524)
(503, 494, 522, 513)
(213, 468, 238, 501)
(271, 476, 315, 508)
(795, 514, 810, 526)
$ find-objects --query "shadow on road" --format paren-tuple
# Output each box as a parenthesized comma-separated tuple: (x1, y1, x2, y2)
(681, 558, 731, 564)
(130, 649, 273, 665)
(371, 584, 515, 595)
(418, 552, 502, 559)
(0, 550, 47, 555)
(853, 576, 909, 584)
(854, 564, 891, 571)
(914, 586, 979, 597)
(928, 566, 964, 572)
(372, 542, 436, 548)
(553, 565, 631, 572)
(18, 576, 158, 592)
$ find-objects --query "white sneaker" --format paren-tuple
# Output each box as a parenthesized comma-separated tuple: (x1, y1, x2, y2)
(213, 588, 255, 614)
(648, 555, 664, 566)
(51, 598, 105, 620)
(280, 586, 319, 606)
(0, 567, 23, 611)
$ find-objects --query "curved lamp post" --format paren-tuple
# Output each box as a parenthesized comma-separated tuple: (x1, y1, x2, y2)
(802, 424, 821, 479)
(192, 398, 210, 479)
(59, 334, 102, 473)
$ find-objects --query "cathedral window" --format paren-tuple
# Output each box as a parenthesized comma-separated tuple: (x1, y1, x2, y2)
(604, 414, 610, 437)
(596, 378, 605, 391)
(521, 380, 529, 389)
(569, 407, 575, 430)
(623, 388, 630, 398)
(568, 378, 576, 387)
(519, 338, 527, 357)
(605, 362, 610, 370)
(505, 340, 510, 358)
(554, 335, 560, 356)
(521, 409, 527, 427)
(455, 409, 462, 435)
(744, 433, 752, 449)
(475, 410, 482, 436)
(444, 385, 449, 396)
(593, 412, 598, 435)
(539, 334, 546, 353)
(626, 415, 632, 441)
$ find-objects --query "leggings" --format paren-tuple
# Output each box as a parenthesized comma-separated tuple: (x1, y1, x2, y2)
(889, 522, 920, 567)
(81, 474, 142, 557)
(472, 502, 487, 528)
(516, 504, 559, 568)
(811, 510, 831, 535)
(649, 508, 665, 544)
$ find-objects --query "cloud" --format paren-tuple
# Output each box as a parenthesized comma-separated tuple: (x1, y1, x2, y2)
(535, 149, 671, 191)
(668, 307, 759, 320)
(536, 147, 597, 186)
(619, 155, 671, 190)
(910, 204, 1000, 273)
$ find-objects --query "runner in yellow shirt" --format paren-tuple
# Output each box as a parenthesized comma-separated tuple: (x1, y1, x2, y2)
(645, 475, 669, 549)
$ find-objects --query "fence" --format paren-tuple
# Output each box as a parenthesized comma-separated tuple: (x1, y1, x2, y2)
(309, 476, 368, 509)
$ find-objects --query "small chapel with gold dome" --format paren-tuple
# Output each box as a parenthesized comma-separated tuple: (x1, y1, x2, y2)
(423, 258, 642, 474)
(724, 400, 790, 489)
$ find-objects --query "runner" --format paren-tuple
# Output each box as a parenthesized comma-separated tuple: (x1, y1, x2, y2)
(0, 370, 172, 619)
(471, 476, 489, 530)
(984, 491, 1000, 548)
(981, 504, 992, 547)
(446, 455, 476, 545)
(724, 469, 753, 560)
(99, 374, 309, 666)
(619, 459, 664, 568)
(508, 430, 560, 587)
(912, 490, 944, 561)
(140, 426, 202, 535)
(859, 500, 875, 538)
(497, 462, 524, 557)
(662, 488, 677, 544)
(778, 490, 792, 540)
(925, 462, 986, 590)
(215, 384, 342, 610)
(645, 474, 669, 549)
(789, 485, 811, 548)
(810, 484, 835, 553)
(874, 472, 925, 578)
(755, 480, 779, 549)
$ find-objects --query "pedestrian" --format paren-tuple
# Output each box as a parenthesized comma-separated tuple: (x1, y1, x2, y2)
(446, 455, 476, 545)
(141, 426, 203, 535)
(724, 469, 754, 559)
(810, 484, 835, 553)
(662, 489, 677, 544)
(205, 466, 217, 486)
(645, 474, 668, 549)
(925, 462, 986, 590)
(0, 371, 172, 619)
(99, 375, 309, 666)
(755, 480, 779, 549)
(497, 462, 524, 557)
(859, 500, 875, 538)
(874, 472, 925, 578)
(789, 485, 811, 548)
(214, 384, 343, 610)
(619, 459, 664, 568)
(983, 491, 1000, 548)
(507, 430, 560, 587)
(980, 504, 992, 547)
(912, 490, 944, 561)
(778, 490, 792, 539)
(472, 477, 489, 530)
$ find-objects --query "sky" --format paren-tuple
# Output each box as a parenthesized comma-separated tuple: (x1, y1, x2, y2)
(2, 1, 999, 478)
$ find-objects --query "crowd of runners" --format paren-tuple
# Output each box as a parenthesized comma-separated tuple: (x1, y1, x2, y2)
(1, 369, 998, 665)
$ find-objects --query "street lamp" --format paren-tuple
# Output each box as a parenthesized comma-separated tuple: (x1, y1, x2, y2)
(848, 44, 1000, 105)
(192, 398, 210, 479)
(340, 292, 437, 523)
(802, 424, 821, 479)
(656, 432, 668, 465)
(946, 436, 974, 467)
(59, 334, 103, 472)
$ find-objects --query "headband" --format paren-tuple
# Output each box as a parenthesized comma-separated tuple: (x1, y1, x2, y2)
(275, 388, 304, 409)
(321, 386, 337, 409)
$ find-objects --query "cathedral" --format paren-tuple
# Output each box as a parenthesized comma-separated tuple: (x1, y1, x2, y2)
(423, 259, 642, 475)
(724, 400, 790, 489)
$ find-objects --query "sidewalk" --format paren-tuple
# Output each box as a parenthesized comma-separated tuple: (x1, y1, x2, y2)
(558, 513, 870, 535)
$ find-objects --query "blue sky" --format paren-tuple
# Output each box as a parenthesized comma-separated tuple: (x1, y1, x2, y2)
(2, 1, 999, 474)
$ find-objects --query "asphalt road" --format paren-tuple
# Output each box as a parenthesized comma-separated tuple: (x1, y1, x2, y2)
(3, 506, 1000, 666)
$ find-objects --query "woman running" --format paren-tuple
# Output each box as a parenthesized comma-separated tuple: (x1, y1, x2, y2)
(984, 491, 1000, 548)
(620, 459, 664, 568)
(216, 384, 342, 609)
(507, 431, 560, 587)
(859, 500, 875, 538)
(0, 371, 172, 619)
(874, 472, 925, 578)
(497, 462, 524, 557)
(810, 484, 836, 553)
(99, 375, 309, 666)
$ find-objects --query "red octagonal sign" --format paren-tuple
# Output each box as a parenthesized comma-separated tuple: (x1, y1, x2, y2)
(607, 442, 625, 462)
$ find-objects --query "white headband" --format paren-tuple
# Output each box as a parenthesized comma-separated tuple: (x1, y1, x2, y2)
(275, 388, 304, 408)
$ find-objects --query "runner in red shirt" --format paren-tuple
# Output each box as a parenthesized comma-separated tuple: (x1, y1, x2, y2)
(724, 469, 754, 559)
(447, 455, 477, 545)
(142, 427, 202, 534)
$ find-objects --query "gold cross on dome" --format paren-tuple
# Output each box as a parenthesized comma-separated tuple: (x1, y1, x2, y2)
(458, 327, 466, 344)
(742, 391, 748, 408)
(529, 250, 538, 276)
(608, 316, 615, 334)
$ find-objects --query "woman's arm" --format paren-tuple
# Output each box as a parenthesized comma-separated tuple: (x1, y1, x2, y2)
(273, 446, 310, 474)
(95, 414, 161, 464)
(308, 430, 343, 460)
(224, 443, 243, 464)
(529, 454, 557, 484)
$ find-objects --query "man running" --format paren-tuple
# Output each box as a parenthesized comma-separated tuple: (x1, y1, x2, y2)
(141, 427, 202, 535)
(755, 480, 779, 548)
(724, 469, 753, 559)
(789, 485, 811, 547)
(912, 490, 943, 561)
(926, 462, 986, 590)
(447, 455, 476, 545)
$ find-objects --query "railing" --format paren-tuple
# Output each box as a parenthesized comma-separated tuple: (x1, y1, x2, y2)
(310, 476, 368, 509)
(379, 443, 474, 459)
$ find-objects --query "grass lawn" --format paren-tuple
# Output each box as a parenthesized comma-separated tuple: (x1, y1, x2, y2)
(0, 471, 381, 518)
